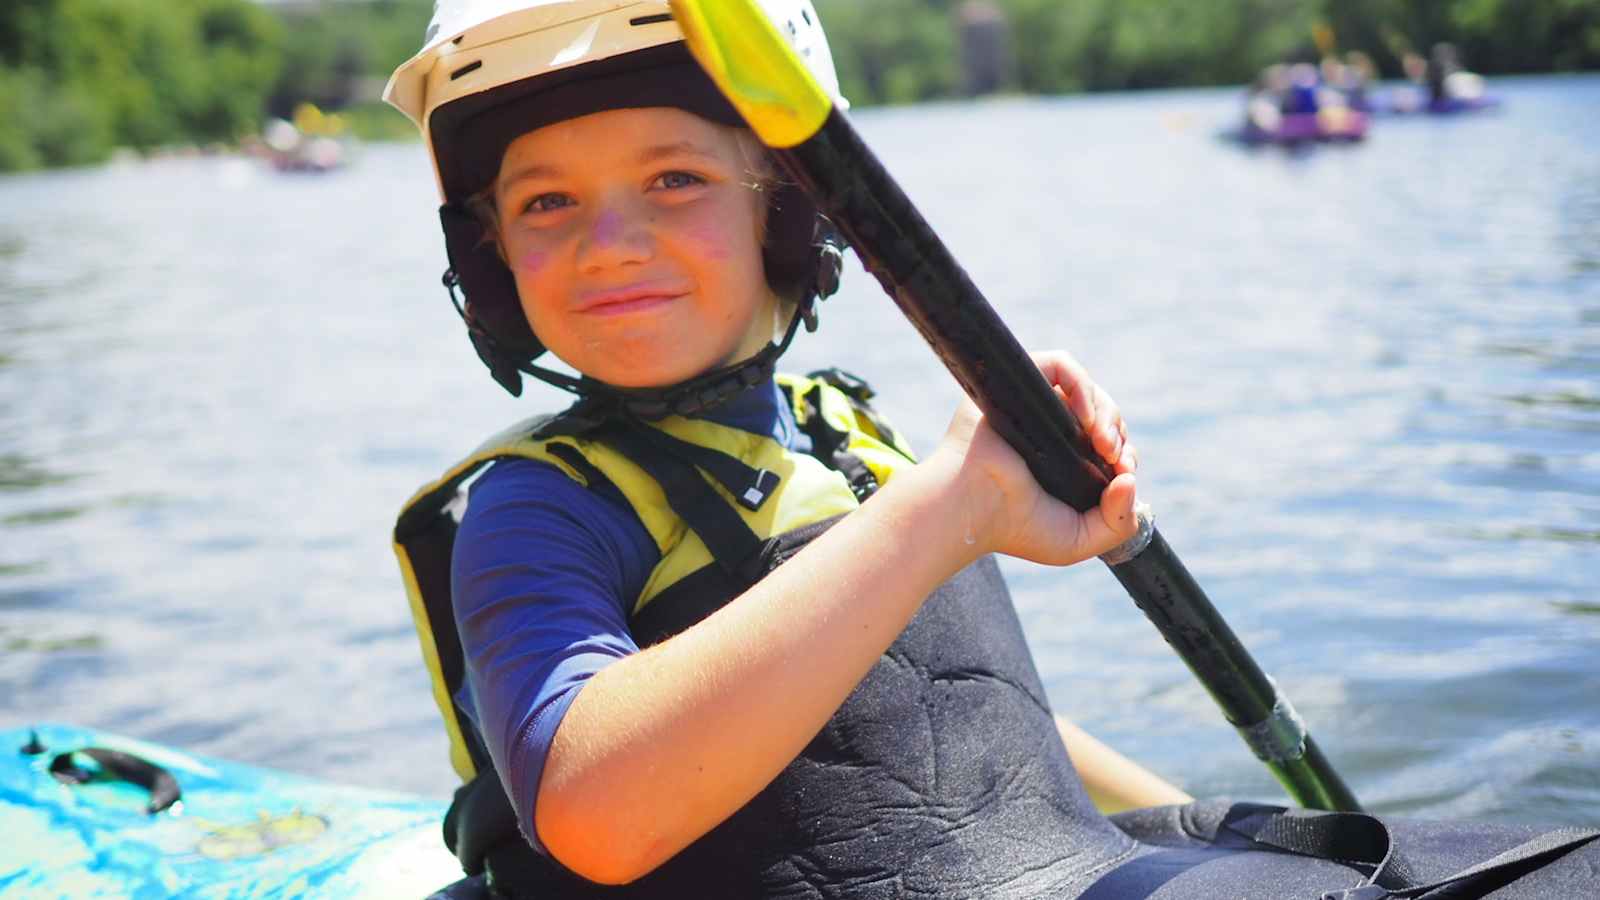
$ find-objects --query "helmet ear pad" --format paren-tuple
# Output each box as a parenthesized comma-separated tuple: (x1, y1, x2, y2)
(762, 181, 821, 303)
(439, 204, 541, 396)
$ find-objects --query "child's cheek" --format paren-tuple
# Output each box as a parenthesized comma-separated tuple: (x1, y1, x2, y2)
(516, 250, 548, 274)
(684, 221, 733, 261)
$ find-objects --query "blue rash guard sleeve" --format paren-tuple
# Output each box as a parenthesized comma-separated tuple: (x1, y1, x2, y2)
(450, 457, 659, 854)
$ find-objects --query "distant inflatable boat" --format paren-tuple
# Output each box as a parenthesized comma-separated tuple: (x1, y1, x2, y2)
(1367, 74, 1502, 117)
(1425, 93, 1503, 115)
(1229, 107, 1370, 146)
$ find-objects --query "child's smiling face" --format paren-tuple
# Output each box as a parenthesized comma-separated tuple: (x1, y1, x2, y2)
(491, 106, 780, 389)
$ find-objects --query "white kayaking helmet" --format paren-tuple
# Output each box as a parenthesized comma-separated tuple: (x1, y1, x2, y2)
(386, 0, 846, 199)
(384, 1, 849, 408)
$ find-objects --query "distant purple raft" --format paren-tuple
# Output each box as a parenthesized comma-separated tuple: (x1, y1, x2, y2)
(1364, 85, 1503, 116)
(1427, 94, 1502, 114)
(1231, 108, 1370, 146)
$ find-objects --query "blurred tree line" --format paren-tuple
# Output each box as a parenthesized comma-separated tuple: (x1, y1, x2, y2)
(2, 0, 1596, 171)
(261, 0, 431, 129)
(819, 0, 1600, 104)
(0, 0, 430, 172)
(0, 0, 283, 170)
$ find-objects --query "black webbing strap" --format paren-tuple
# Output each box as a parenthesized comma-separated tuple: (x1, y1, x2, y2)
(543, 442, 611, 492)
(833, 450, 880, 501)
(628, 514, 846, 647)
(1225, 805, 1418, 889)
(625, 425, 781, 512)
(1224, 805, 1600, 899)
(601, 424, 771, 584)
(807, 367, 912, 460)
(1322, 828, 1600, 899)
(797, 383, 846, 458)
(795, 384, 880, 500)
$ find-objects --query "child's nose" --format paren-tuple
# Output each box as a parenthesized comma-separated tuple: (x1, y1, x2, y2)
(577, 204, 652, 271)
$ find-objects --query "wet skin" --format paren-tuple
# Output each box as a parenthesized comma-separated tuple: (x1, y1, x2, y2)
(492, 107, 779, 389)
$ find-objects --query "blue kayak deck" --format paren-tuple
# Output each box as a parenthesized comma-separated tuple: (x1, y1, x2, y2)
(2, 723, 464, 898)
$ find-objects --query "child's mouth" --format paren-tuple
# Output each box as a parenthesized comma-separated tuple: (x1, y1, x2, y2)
(578, 282, 689, 316)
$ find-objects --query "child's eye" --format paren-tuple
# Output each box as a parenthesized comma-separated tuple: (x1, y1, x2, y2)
(652, 171, 706, 191)
(521, 192, 574, 214)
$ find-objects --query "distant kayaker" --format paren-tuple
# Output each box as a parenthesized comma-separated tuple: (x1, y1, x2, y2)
(386, 3, 1597, 897)
(1341, 51, 1378, 112)
(1280, 62, 1322, 115)
(1426, 42, 1461, 106)
(1426, 41, 1492, 111)
(1244, 63, 1289, 134)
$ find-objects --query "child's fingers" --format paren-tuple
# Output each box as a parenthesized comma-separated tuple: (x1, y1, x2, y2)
(1114, 420, 1136, 474)
(1091, 384, 1123, 463)
(1098, 472, 1139, 536)
(1052, 384, 1096, 444)
(1073, 381, 1124, 470)
(1031, 348, 1085, 380)
(1046, 364, 1096, 429)
(1064, 473, 1140, 560)
(1038, 355, 1108, 442)
(1035, 349, 1133, 471)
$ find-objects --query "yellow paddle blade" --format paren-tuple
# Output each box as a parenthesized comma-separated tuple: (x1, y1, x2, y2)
(668, 0, 833, 148)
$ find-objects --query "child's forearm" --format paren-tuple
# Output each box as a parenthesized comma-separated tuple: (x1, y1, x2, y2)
(534, 453, 988, 884)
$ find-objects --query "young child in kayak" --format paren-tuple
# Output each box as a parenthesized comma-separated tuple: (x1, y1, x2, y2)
(390, 5, 1600, 898)
(387, 2, 1190, 894)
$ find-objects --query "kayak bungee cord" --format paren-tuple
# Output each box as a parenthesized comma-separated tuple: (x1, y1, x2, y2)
(669, 0, 1361, 812)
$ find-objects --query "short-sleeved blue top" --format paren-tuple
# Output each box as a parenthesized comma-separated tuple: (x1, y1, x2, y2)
(450, 380, 810, 853)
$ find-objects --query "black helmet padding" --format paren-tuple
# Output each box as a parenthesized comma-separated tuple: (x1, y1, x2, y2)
(431, 43, 745, 207)
(439, 204, 540, 397)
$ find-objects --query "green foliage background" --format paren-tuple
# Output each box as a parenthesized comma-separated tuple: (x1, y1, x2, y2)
(0, 0, 433, 172)
(2, 0, 1597, 172)
(0, 0, 284, 170)
(819, 0, 1600, 105)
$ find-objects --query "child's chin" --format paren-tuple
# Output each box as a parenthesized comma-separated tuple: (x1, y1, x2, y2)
(589, 357, 712, 391)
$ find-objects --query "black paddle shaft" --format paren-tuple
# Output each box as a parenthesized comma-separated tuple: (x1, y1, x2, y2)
(775, 109, 1360, 812)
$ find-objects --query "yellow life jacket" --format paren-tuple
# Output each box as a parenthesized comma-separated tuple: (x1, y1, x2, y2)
(392, 370, 918, 783)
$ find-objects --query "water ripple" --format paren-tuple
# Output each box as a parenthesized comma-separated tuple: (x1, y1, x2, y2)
(0, 455, 75, 492)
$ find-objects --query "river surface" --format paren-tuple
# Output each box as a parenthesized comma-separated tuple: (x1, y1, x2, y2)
(3, 76, 1597, 829)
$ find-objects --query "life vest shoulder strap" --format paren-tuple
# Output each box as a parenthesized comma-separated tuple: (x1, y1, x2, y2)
(393, 406, 605, 538)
